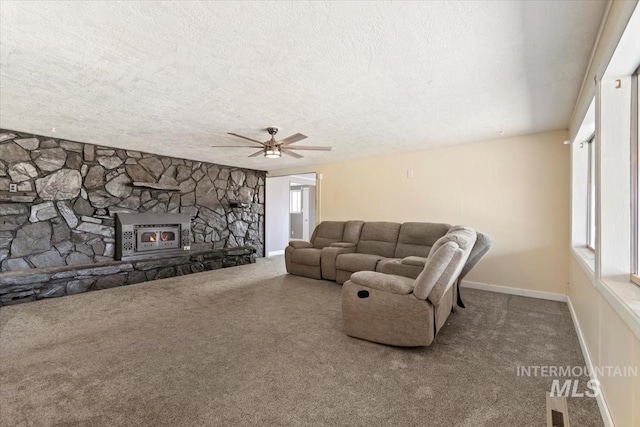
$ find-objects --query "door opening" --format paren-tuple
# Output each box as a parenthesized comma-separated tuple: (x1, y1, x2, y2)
(265, 173, 317, 257)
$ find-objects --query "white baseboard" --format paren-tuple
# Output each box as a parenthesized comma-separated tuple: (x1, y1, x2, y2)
(461, 280, 567, 302)
(267, 250, 284, 257)
(567, 297, 614, 427)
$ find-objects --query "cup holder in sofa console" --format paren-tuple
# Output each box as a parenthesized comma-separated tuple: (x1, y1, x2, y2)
(357, 290, 369, 299)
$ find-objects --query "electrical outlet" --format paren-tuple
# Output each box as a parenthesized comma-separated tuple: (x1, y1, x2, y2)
(407, 169, 414, 178)
(9, 183, 17, 193)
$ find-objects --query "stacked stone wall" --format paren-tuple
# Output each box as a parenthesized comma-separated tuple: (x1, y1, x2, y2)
(0, 128, 266, 304)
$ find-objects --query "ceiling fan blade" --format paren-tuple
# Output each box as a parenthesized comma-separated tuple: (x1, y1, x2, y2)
(211, 145, 263, 148)
(248, 149, 265, 158)
(283, 146, 332, 151)
(281, 149, 303, 159)
(278, 133, 307, 146)
(228, 132, 267, 146)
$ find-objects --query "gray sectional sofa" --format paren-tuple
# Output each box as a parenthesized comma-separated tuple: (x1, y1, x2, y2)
(284, 220, 493, 346)
(285, 221, 491, 305)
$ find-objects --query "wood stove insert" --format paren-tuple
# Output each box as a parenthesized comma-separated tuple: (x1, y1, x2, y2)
(115, 213, 191, 261)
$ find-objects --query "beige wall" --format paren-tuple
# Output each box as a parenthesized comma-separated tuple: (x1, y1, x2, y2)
(274, 129, 570, 294)
(568, 258, 639, 426)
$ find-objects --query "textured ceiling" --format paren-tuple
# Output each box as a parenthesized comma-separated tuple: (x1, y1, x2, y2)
(0, 1, 606, 172)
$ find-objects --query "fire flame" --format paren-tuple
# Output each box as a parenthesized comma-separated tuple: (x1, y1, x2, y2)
(142, 232, 173, 243)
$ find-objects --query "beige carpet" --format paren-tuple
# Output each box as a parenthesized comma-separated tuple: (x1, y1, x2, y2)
(0, 257, 602, 426)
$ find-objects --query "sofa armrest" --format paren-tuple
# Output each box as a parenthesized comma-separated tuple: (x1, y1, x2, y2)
(350, 271, 414, 295)
(401, 256, 427, 267)
(321, 245, 356, 281)
(289, 240, 314, 249)
(330, 242, 356, 248)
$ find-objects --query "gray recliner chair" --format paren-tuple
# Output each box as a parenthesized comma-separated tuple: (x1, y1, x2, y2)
(341, 226, 477, 347)
(377, 230, 493, 309)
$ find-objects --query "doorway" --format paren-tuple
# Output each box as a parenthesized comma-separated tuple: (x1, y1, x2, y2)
(289, 180, 316, 241)
(265, 173, 317, 256)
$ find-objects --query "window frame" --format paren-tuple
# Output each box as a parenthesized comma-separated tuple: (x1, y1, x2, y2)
(631, 67, 640, 285)
(289, 188, 302, 214)
(586, 133, 596, 252)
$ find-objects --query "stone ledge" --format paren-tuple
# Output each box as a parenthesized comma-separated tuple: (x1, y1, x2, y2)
(131, 181, 181, 191)
(0, 246, 256, 305)
(0, 191, 37, 203)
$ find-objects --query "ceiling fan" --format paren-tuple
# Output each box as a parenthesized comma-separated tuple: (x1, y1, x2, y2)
(213, 127, 332, 158)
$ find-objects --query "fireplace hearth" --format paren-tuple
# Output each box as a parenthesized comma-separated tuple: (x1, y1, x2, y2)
(116, 213, 191, 261)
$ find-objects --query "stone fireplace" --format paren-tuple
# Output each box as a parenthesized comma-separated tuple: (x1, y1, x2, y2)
(0, 128, 265, 305)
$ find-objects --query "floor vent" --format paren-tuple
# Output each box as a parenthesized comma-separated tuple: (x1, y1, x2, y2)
(546, 392, 570, 427)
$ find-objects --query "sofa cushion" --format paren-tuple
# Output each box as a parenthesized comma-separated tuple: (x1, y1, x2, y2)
(350, 271, 415, 295)
(290, 248, 322, 266)
(356, 222, 401, 258)
(336, 253, 384, 272)
(343, 220, 365, 244)
(331, 242, 356, 248)
(312, 221, 345, 249)
(376, 258, 424, 280)
(394, 222, 450, 259)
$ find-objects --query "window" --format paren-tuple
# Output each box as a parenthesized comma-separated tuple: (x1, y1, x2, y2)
(586, 135, 596, 251)
(632, 68, 639, 284)
(289, 188, 302, 214)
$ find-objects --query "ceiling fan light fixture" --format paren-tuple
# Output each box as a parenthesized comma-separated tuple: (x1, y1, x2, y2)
(265, 147, 281, 158)
(223, 127, 329, 159)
